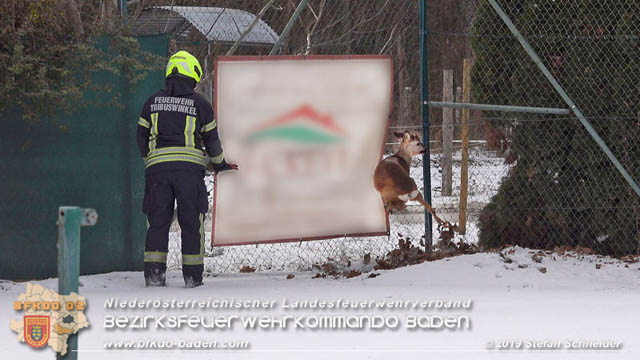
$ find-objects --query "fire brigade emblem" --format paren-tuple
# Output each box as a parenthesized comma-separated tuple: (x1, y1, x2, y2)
(24, 315, 50, 348)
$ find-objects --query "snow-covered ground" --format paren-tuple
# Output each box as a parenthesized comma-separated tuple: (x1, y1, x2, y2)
(10, 146, 624, 359)
(168, 146, 511, 273)
(2, 246, 639, 359)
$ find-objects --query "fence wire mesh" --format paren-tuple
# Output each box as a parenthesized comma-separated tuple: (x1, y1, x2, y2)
(430, 0, 640, 257)
(130, 0, 640, 272)
(131, 0, 424, 272)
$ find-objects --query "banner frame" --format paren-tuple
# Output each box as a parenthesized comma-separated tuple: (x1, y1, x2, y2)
(211, 55, 394, 247)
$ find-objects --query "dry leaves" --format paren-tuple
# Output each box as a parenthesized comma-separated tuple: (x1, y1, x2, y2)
(239, 266, 256, 273)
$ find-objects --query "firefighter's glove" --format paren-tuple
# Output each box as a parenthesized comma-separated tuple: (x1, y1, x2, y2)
(208, 159, 238, 173)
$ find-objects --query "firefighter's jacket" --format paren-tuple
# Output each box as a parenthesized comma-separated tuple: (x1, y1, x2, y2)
(137, 76, 224, 174)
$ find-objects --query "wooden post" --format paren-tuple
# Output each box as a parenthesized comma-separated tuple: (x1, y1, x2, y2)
(459, 59, 471, 234)
(442, 70, 454, 196)
(455, 86, 462, 135)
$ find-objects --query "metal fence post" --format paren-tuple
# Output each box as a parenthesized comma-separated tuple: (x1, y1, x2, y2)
(420, 0, 433, 251)
(120, 0, 128, 27)
(57, 207, 98, 360)
(269, 0, 309, 55)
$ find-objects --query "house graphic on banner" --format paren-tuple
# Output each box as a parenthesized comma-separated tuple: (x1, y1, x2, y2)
(243, 104, 348, 179)
(246, 104, 346, 144)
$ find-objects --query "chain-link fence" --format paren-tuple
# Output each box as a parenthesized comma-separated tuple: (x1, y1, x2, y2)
(129, 0, 422, 127)
(429, 0, 640, 257)
(127, 0, 427, 272)
(128, 0, 640, 272)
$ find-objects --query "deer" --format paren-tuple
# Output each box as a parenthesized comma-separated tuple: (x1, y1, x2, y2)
(374, 130, 457, 233)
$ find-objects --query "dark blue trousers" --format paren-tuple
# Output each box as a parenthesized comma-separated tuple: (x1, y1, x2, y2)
(142, 170, 208, 284)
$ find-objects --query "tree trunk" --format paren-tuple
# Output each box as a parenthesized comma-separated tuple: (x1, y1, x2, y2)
(65, 0, 84, 39)
(100, 0, 119, 32)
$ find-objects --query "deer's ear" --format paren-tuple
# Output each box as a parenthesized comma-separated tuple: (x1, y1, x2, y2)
(393, 131, 404, 139)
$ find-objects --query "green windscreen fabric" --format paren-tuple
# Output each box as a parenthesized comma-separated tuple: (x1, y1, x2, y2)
(0, 35, 169, 280)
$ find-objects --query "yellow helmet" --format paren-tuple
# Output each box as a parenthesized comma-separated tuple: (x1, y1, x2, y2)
(165, 50, 203, 83)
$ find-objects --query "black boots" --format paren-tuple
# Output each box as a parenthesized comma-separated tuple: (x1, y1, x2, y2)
(145, 263, 204, 287)
(144, 266, 166, 287)
(184, 276, 203, 288)
(145, 273, 203, 288)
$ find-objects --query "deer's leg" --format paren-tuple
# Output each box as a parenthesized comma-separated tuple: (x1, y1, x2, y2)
(411, 190, 443, 224)
(386, 200, 406, 213)
(392, 200, 407, 211)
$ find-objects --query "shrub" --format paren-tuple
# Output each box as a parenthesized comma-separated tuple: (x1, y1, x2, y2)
(473, 0, 640, 255)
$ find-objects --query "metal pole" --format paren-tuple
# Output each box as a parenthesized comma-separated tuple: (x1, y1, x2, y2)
(57, 207, 97, 360)
(419, 0, 433, 251)
(487, 0, 640, 199)
(208, 43, 213, 103)
(429, 101, 570, 115)
(269, 0, 309, 55)
(120, 0, 128, 27)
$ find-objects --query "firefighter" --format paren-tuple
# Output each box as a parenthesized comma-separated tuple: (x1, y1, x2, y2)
(137, 50, 238, 288)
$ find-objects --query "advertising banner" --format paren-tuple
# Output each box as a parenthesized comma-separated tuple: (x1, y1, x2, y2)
(213, 56, 392, 246)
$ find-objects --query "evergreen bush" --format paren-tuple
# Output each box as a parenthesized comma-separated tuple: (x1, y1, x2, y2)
(473, 0, 640, 255)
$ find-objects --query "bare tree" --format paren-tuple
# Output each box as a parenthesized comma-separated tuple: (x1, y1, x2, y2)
(226, 0, 277, 56)
(303, 0, 326, 55)
(65, 0, 84, 38)
(99, 0, 119, 32)
(195, 0, 277, 95)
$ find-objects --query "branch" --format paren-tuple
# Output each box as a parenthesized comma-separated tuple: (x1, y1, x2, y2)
(163, 0, 176, 34)
(98, 0, 118, 32)
(129, 0, 145, 25)
(196, 0, 275, 94)
(378, 24, 397, 54)
(203, 8, 226, 39)
(226, 0, 276, 56)
(297, 0, 391, 52)
(65, 0, 84, 39)
(304, 0, 326, 55)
